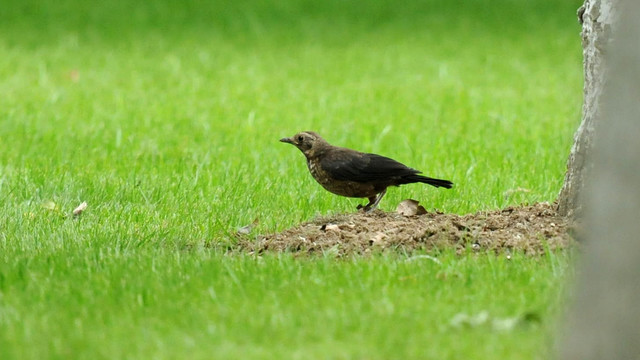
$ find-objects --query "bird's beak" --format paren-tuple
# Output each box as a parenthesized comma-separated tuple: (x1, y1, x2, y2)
(280, 137, 294, 144)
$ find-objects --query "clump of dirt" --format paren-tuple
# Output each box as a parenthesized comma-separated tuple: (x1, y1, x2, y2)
(236, 202, 576, 256)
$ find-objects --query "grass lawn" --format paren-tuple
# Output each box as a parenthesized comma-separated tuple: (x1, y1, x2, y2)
(1, 0, 582, 358)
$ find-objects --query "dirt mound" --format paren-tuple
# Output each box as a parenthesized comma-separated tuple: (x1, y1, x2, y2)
(237, 202, 575, 256)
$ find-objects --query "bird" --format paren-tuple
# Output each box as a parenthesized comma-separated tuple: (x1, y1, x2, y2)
(280, 131, 453, 212)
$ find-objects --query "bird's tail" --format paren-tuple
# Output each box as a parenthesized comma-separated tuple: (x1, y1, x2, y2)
(401, 175, 453, 189)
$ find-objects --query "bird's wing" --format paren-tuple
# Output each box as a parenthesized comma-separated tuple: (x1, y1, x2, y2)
(320, 150, 420, 182)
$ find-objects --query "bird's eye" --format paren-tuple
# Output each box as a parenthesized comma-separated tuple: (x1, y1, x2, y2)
(297, 136, 304, 142)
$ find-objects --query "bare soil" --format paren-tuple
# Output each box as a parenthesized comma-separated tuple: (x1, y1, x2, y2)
(236, 202, 576, 256)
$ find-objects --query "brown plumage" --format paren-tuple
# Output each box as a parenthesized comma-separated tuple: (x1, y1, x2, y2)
(280, 131, 453, 212)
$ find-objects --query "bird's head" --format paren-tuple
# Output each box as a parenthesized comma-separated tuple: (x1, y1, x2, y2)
(280, 131, 328, 157)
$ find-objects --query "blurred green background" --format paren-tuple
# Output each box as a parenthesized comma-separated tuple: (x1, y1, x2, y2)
(0, 1, 581, 358)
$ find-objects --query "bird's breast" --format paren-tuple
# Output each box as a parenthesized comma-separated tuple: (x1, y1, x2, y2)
(307, 158, 327, 182)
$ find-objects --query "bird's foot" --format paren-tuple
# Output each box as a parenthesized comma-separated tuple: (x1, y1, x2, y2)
(357, 190, 386, 213)
(356, 204, 375, 213)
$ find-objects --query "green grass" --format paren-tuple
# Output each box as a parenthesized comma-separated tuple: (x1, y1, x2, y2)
(1, 251, 572, 359)
(0, 0, 582, 358)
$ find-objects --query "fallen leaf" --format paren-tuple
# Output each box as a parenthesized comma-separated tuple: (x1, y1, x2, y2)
(237, 218, 260, 235)
(491, 317, 520, 331)
(72, 201, 88, 217)
(69, 69, 80, 82)
(450, 311, 541, 331)
(450, 311, 490, 328)
(42, 201, 58, 211)
(324, 224, 340, 231)
(396, 199, 427, 216)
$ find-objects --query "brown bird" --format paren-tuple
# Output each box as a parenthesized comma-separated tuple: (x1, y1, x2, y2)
(280, 131, 453, 212)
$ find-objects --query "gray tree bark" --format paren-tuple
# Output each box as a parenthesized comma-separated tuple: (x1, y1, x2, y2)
(557, 0, 615, 218)
(560, 0, 640, 358)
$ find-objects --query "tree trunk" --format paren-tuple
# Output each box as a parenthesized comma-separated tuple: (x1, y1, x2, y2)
(557, 0, 614, 217)
(560, 0, 640, 358)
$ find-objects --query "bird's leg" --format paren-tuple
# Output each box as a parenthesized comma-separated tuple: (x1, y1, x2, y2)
(358, 189, 387, 213)
(368, 189, 387, 212)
